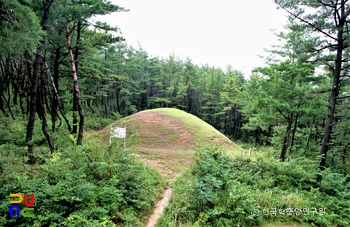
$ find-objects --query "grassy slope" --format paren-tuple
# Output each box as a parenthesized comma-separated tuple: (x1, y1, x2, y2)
(142, 108, 240, 151)
(124, 108, 241, 178)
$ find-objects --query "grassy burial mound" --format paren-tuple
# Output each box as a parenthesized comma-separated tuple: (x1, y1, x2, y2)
(129, 108, 238, 150)
(105, 108, 240, 178)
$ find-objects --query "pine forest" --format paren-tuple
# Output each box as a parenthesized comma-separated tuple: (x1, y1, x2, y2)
(0, 0, 349, 226)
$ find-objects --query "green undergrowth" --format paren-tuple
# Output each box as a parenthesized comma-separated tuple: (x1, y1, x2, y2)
(0, 116, 166, 227)
(84, 112, 115, 131)
(157, 146, 350, 227)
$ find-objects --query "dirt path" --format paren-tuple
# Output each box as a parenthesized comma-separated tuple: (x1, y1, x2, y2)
(145, 188, 172, 227)
(130, 112, 196, 227)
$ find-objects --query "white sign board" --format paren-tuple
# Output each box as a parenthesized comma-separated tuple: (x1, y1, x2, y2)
(111, 127, 126, 139)
(110, 126, 127, 147)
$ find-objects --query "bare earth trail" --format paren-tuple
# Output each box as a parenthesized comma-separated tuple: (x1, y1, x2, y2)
(130, 111, 197, 227)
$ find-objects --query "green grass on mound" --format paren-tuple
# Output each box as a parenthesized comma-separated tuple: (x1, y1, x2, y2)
(107, 108, 242, 179)
(143, 108, 240, 152)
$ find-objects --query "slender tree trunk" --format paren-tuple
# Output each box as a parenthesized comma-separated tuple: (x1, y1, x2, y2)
(319, 1, 345, 171)
(0, 87, 6, 115)
(304, 117, 315, 155)
(72, 21, 82, 134)
(6, 83, 14, 119)
(4, 61, 15, 119)
(25, 55, 32, 116)
(37, 78, 54, 153)
(12, 75, 19, 106)
(19, 93, 25, 116)
(0, 59, 7, 115)
(51, 48, 60, 131)
(87, 99, 95, 113)
(72, 81, 78, 133)
(116, 85, 121, 114)
(19, 62, 26, 115)
(290, 112, 299, 150)
(280, 116, 293, 162)
(65, 23, 84, 145)
(45, 63, 72, 132)
(25, 0, 53, 163)
(255, 128, 260, 145)
(105, 96, 109, 118)
(266, 125, 272, 146)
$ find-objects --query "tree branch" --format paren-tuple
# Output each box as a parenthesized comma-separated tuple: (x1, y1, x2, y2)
(310, 43, 338, 52)
(277, 108, 288, 120)
(317, 0, 336, 8)
(275, 1, 338, 41)
(335, 94, 350, 99)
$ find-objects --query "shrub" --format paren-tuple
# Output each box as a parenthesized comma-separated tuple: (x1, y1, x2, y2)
(0, 129, 165, 227)
(159, 146, 350, 227)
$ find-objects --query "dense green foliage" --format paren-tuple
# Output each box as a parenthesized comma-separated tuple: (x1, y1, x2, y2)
(0, 0, 349, 171)
(0, 0, 349, 226)
(0, 116, 166, 226)
(158, 147, 350, 227)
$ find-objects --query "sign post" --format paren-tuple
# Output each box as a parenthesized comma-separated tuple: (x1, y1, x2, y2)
(110, 126, 126, 148)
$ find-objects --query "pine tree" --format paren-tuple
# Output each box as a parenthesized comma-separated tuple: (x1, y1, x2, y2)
(275, 0, 350, 170)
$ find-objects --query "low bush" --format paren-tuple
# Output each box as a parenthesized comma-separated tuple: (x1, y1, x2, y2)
(84, 113, 115, 130)
(0, 130, 166, 226)
(158, 146, 350, 227)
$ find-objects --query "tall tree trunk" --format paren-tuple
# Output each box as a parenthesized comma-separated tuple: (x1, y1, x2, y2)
(280, 115, 293, 162)
(6, 81, 14, 119)
(304, 117, 316, 156)
(254, 128, 260, 145)
(87, 99, 95, 113)
(12, 65, 19, 106)
(116, 85, 121, 114)
(18, 62, 26, 115)
(266, 125, 272, 146)
(25, 0, 53, 163)
(37, 78, 54, 153)
(65, 23, 84, 145)
(319, 1, 345, 170)
(4, 61, 15, 119)
(0, 86, 6, 115)
(19, 93, 25, 116)
(0, 59, 7, 115)
(105, 96, 109, 118)
(72, 21, 82, 134)
(290, 112, 299, 150)
(25, 54, 32, 116)
(45, 63, 72, 132)
(51, 48, 60, 131)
